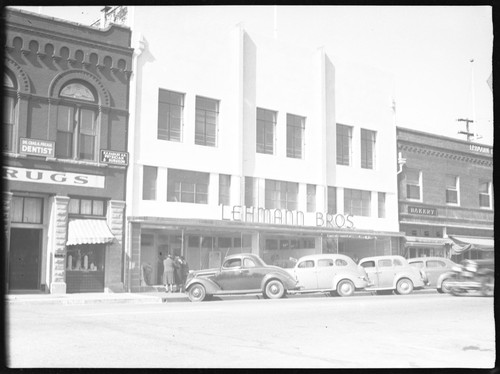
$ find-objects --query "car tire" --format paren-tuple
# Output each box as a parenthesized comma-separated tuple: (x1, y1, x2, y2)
(187, 283, 206, 302)
(264, 279, 285, 299)
(480, 275, 494, 297)
(395, 278, 414, 295)
(336, 279, 355, 297)
(450, 287, 466, 296)
(438, 278, 452, 294)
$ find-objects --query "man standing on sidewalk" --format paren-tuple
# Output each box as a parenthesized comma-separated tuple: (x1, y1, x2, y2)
(163, 254, 175, 292)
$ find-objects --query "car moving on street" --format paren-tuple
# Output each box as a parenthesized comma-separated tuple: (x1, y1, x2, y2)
(359, 255, 427, 295)
(444, 258, 494, 297)
(285, 254, 369, 297)
(407, 257, 457, 293)
(184, 253, 298, 302)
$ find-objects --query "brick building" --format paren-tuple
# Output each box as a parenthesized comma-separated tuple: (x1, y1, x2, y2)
(3, 8, 133, 293)
(397, 127, 494, 261)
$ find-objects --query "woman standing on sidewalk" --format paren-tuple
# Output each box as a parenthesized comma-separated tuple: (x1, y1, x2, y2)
(163, 254, 175, 292)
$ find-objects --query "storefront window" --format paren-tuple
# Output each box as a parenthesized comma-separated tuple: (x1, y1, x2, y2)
(11, 196, 43, 223)
(66, 245, 104, 272)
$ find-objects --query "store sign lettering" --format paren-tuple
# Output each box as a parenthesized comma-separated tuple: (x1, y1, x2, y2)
(19, 138, 55, 157)
(469, 144, 492, 155)
(407, 206, 437, 216)
(221, 205, 354, 229)
(3, 166, 105, 188)
(100, 149, 129, 166)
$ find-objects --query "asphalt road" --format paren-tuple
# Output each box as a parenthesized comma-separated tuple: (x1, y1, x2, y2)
(6, 292, 495, 368)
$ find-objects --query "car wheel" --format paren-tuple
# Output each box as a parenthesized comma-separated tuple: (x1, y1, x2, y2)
(336, 279, 355, 297)
(187, 284, 206, 302)
(264, 279, 285, 299)
(480, 275, 494, 297)
(438, 278, 452, 294)
(450, 287, 466, 296)
(395, 278, 414, 295)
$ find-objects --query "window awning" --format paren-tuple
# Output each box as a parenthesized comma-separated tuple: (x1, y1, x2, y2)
(67, 219, 115, 246)
(449, 235, 494, 254)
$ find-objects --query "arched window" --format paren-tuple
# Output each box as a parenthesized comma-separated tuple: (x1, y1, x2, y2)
(3, 72, 17, 152)
(56, 82, 98, 161)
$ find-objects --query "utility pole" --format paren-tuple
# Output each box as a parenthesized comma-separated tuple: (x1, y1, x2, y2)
(457, 118, 474, 142)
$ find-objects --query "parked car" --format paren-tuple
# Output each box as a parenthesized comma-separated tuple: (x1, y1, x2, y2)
(285, 254, 369, 297)
(184, 253, 299, 302)
(407, 257, 457, 293)
(359, 255, 427, 295)
(444, 258, 494, 297)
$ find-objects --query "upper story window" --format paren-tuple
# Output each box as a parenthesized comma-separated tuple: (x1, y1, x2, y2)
(344, 188, 371, 217)
(3, 72, 17, 152)
(336, 124, 352, 166)
(361, 129, 376, 169)
(307, 184, 316, 212)
(143, 166, 158, 200)
(406, 168, 422, 201)
(265, 179, 298, 210)
(195, 96, 218, 147)
(56, 82, 98, 161)
(167, 169, 209, 204)
(68, 197, 105, 216)
(378, 192, 386, 218)
(479, 180, 492, 209)
(445, 175, 459, 205)
(256, 108, 276, 155)
(327, 186, 337, 214)
(286, 114, 305, 159)
(219, 174, 231, 206)
(158, 89, 184, 142)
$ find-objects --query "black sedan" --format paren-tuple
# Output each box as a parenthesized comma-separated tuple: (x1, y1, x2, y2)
(184, 253, 298, 302)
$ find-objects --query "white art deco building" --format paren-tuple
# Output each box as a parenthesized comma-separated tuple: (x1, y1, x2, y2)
(116, 6, 401, 290)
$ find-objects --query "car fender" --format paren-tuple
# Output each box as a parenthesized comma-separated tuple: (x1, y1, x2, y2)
(185, 277, 221, 295)
(332, 272, 365, 289)
(436, 272, 453, 288)
(261, 272, 296, 291)
(392, 271, 422, 288)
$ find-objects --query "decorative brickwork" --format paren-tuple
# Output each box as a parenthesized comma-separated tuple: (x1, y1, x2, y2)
(105, 200, 126, 292)
(129, 222, 142, 292)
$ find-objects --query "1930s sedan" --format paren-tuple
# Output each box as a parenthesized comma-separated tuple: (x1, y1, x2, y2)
(359, 255, 427, 295)
(408, 257, 457, 293)
(285, 254, 369, 297)
(184, 253, 298, 302)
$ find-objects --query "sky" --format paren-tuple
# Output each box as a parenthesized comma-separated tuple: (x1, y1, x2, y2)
(12, 5, 494, 146)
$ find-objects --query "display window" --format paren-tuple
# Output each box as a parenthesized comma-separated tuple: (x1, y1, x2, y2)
(66, 244, 104, 272)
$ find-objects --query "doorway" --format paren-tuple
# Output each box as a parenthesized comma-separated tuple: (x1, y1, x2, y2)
(9, 228, 42, 290)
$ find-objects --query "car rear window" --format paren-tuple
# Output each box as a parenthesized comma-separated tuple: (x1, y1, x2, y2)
(298, 260, 314, 268)
(410, 261, 424, 269)
(318, 259, 334, 267)
(243, 258, 256, 267)
(335, 259, 348, 266)
(360, 261, 375, 268)
(378, 259, 392, 268)
(393, 259, 403, 267)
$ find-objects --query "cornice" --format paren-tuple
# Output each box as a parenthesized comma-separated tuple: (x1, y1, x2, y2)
(398, 142, 492, 166)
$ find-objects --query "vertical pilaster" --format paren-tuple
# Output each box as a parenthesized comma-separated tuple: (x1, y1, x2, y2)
(50, 195, 69, 294)
(3, 192, 13, 293)
(105, 200, 126, 292)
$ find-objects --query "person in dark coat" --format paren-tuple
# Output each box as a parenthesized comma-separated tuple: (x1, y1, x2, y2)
(174, 255, 182, 292)
(179, 256, 189, 292)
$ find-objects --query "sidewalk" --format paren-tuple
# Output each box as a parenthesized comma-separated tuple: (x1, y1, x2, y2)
(5, 289, 189, 305)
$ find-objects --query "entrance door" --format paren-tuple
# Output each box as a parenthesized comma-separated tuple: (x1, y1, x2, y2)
(9, 228, 42, 290)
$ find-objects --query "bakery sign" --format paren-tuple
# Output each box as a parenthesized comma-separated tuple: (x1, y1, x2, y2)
(407, 206, 437, 216)
(19, 138, 55, 157)
(4, 166, 105, 188)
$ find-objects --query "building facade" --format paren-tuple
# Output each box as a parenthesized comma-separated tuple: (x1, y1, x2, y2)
(3, 9, 133, 293)
(397, 127, 494, 262)
(122, 6, 402, 291)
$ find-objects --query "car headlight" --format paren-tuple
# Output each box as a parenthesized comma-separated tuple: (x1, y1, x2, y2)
(452, 265, 462, 272)
(465, 264, 477, 272)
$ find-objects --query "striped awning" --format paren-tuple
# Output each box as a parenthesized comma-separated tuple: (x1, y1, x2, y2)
(66, 219, 115, 246)
(449, 235, 494, 254)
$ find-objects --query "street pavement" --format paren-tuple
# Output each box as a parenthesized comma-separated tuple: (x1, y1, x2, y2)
(6, 291, 495, 368)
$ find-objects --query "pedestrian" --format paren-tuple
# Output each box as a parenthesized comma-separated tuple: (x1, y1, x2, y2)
(163, 254, 175, 292)
(179, 256, 189, 292)
(174, 255, 182, 292)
